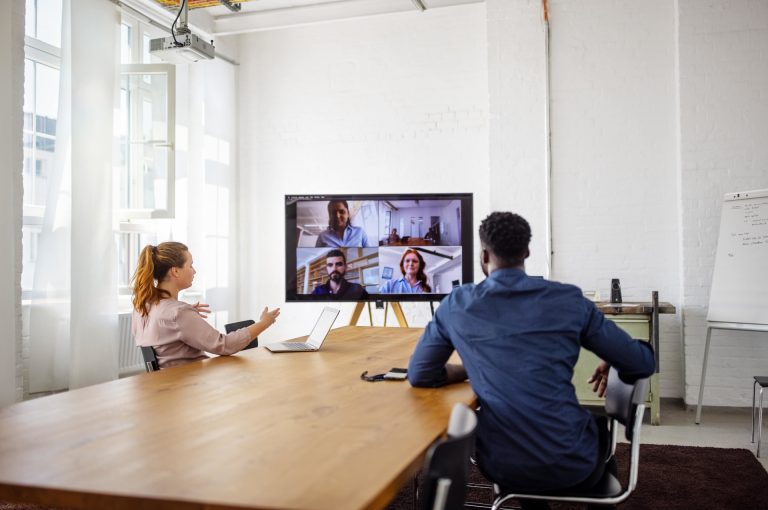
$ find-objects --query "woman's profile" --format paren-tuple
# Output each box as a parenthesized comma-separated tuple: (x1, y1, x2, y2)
(379, 249, 431, 294)
(131, 242, 280, 368)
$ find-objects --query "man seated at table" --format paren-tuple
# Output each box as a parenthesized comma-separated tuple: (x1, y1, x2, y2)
(407, 211, 655, 510)
(312, 249, 369, 299)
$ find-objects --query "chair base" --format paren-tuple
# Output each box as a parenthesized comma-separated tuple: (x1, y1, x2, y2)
(752, 376, 768, 458)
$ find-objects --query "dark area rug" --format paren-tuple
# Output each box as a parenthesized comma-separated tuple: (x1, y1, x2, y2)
(385, 444, 768, 510)
(2, 444, 766, 510)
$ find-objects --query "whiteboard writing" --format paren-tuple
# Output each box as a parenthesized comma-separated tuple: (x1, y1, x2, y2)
(708, 190, 768, 325)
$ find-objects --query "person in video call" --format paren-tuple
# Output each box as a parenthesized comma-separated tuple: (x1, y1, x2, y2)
(388, 228, 400, 245)
(315, 199, 373, 248)
(407, 212, 655, 510)
(311, 249, 369, 299)
(424, 224, 440, 245)
(379, 249, 432, 294)
(131, 242, 281, 369)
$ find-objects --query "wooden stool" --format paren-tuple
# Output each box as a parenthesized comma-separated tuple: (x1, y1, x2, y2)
(753, 376, 768, 457)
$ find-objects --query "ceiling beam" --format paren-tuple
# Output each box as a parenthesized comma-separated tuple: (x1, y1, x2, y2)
(211, 0, 483, 35)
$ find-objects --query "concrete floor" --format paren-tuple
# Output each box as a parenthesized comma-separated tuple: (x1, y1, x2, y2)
(636, 398, 767, 471)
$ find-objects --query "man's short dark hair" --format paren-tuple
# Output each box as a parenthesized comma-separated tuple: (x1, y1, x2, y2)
(326, 249, 346, 263)
(478, 212, 531, 266)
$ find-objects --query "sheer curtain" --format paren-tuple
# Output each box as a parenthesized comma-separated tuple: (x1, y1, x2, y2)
(174, 58, 240, 329)
(28, 0, 119, 392)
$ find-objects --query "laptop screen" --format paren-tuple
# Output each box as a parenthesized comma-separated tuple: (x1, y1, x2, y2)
(307, 307, 340, 348)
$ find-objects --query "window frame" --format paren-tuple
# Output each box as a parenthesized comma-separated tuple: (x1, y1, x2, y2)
(117, 14, 176, 221)
(117, 63, 176, 220)
(22, 24, 62, 301)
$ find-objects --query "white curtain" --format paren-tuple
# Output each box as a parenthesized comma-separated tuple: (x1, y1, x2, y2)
(28, 0, 119, 392)
(174, 58, 240, 328)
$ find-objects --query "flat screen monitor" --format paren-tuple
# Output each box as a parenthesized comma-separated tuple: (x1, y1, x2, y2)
(285, 193, 473, 302)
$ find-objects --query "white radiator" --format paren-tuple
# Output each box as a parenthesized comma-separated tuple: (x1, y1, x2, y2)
(118, 312, 144, 376)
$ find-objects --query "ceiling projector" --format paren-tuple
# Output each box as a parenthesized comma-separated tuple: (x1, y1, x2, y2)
(149, 33, 215, 64)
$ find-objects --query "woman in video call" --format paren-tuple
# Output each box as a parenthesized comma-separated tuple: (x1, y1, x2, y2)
(131, 242, 280, 369)
(379, 249, 432, 294)
(315, 200, 373, 248)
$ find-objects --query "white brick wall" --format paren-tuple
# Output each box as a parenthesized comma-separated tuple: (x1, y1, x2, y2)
(679, 0, 768, 405)
(0, 0, 25, 407)
(546, 0, 683, 399)
(486, 0, 550, 277)
(236, 5, 490, 340)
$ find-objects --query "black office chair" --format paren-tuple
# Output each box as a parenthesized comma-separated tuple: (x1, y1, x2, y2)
(225, 319, 258, 349)
(489, 368, 649, 509)
(140, 346, 160, 372)
(420, 403, 478, 510)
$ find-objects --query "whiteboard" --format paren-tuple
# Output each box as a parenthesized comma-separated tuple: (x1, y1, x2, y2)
(707, 189, 768, 325)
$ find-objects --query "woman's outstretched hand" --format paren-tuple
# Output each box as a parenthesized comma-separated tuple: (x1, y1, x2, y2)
(260, 306, 281, 325)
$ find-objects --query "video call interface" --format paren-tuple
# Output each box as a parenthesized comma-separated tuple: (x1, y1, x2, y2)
(286, 195, 471, 300)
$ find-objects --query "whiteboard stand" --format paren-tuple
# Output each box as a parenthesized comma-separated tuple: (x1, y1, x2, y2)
(695, 321, 768, 424)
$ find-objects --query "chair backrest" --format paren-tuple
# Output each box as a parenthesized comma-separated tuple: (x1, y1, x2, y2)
(421, 403, 477, 510)
(225, 320, 258, 350)
(140, 346, 159, 372)
(604, 367, 649, 442)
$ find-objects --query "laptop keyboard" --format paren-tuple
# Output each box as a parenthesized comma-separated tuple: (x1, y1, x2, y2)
(281, 342, 313, 351)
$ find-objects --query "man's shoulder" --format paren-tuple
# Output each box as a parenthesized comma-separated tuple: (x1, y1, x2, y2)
(344, 281, 368, 297)
(541, 278, 583, 295)
(312, 283, 331, 295)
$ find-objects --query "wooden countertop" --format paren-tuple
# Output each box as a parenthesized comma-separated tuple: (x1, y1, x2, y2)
(595, 301, 676, 314)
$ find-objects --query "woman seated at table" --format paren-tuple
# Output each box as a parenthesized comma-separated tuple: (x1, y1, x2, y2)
(131, 241, 280, 368)
(379, 249, 432, 294)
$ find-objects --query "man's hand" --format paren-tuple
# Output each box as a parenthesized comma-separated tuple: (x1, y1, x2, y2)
(445, 363, 468, 384)
(587, 360, 610, 398)
(192, 302, 211, 318)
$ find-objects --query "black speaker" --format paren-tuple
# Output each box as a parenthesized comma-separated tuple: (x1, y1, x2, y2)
(610, 279, 622, 303)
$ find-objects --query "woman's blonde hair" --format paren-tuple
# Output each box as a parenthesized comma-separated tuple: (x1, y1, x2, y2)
(131, 242, 188, 317)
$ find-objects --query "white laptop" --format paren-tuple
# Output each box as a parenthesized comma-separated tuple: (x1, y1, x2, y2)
(266, 306, 340, 353)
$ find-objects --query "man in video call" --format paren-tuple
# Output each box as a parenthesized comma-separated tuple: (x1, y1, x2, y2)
(311, 249, 369, 299)
(315, 200, 373, 248)
(407, 211, 655, 510)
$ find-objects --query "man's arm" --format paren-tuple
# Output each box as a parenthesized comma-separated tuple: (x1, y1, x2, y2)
(581, 299, 655, 387)
(408, 303, 466, 387)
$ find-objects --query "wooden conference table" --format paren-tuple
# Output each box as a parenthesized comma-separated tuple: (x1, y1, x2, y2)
(0, 326, 475, 510)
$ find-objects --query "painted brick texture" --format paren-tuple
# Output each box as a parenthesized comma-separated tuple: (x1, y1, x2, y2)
(679, 0, 768, 405)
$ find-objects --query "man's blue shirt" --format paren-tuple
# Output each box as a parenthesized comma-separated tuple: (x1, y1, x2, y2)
(315, 225, 371, 247)
(408, 268, 655, 491)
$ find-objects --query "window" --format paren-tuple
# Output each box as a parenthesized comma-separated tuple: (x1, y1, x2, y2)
(116, 17, 175, 219)
(115, 15, 176, 299)
(22, 0, 62, 300)
(115, 64, 175, 218)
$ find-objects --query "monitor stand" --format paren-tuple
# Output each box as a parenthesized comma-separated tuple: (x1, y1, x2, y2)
(349, 302, 408, 327)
